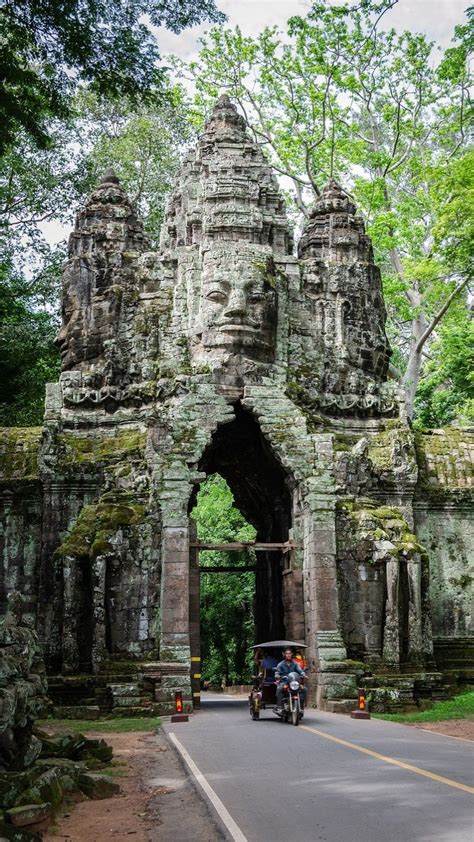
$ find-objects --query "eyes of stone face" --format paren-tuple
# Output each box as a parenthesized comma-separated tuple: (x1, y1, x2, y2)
(204, 280, 270, 305)
(206, 289, 227, 302)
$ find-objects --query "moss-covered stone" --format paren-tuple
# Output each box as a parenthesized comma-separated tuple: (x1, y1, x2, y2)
(415, 428, 474, 491)
(0, 428, 42, 481)
(55, 500, 146, 559)
(57, 431, 146, 466)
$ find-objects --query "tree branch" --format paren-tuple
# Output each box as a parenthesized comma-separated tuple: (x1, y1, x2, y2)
(414, 276, 471, 354)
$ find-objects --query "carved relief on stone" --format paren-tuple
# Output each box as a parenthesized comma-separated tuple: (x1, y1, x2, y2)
(56, 169, 146, 373)
(292, 178, 394, 416)
(185, 243, 278, 365)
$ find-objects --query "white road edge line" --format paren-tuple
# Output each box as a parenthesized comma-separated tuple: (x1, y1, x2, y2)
(169, 731, 248, 842)
(418, 728, 474, 744)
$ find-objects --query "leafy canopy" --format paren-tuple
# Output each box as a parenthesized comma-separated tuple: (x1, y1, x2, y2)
(0, 0, 225, 155)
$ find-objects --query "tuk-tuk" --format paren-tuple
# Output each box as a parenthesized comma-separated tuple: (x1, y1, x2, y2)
(248, 639, 307, 721)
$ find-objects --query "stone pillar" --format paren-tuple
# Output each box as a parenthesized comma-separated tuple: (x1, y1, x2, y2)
(91, 555, 107, 672)
(160, 524, 190, 662)
(189, 520, 201, 708)
(383, 559, 400, 666)
(304, 490, 356, 708)
(407, 557, 424, 664)
(358, 563, 384, 661)
(62, 555, 79, 673)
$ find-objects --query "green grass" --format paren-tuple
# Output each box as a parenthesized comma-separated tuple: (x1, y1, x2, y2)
(38, 716, 161, 733)
(373, 691, 474, 723)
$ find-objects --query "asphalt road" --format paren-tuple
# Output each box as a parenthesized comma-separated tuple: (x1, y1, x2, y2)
(164, 694, 474, 842)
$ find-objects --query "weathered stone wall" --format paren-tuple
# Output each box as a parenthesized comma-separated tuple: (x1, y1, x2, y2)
(414, 429, 474, 639)
(0, 430, 43, 620)
(336, 498, 430, 667)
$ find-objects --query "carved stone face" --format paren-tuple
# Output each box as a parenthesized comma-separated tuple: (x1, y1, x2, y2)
(191, 247, 277, 363)
(56, 263, 87, 369)
(56, 256, 121, 370)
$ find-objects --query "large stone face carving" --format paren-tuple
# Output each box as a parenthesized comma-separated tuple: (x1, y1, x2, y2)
(288, 179, 396, 416)
(56, 168, 146, 390)
(146, 94, 293, 384)
(189, 244, 277, 364)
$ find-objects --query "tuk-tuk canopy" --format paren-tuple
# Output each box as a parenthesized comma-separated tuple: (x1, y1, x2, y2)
(251, 640, 307, 649)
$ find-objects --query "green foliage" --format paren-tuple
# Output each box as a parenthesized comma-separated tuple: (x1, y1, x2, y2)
(0, 0, 224, 156)
(0, 116, 90, 425)
(0, 271, 61, 426)
(414, 307, 474, 429)
(38, 717, 160, 733)
(192, 475, 256, 685)
(374, 690, 474, 723)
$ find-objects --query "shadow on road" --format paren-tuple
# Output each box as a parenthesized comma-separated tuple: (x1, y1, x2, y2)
(199, 692, 248, 711)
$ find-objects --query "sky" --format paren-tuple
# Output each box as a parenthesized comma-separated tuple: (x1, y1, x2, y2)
(152, 0, 469, 62)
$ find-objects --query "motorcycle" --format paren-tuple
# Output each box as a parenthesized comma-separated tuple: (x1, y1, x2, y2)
(248, 640, 308, 723)
(274, 671, 304, 726)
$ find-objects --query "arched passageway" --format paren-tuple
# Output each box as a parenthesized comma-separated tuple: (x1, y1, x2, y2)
(187, 404, 303, 701)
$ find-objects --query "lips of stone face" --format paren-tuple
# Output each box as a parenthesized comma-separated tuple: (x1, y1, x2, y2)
(192, 250, 277, 362)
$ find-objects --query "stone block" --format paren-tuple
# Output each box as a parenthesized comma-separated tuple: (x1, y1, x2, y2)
(77, 773, 120, 800)
(6, 803, 52, 830)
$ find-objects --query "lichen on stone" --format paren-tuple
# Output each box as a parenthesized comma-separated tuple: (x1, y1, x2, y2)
(55, 500, 146, 559)
(0, 427, 42, 480)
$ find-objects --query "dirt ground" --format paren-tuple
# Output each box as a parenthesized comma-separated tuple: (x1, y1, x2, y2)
(410, 718, 474, 740)
(44, 729, 223, 842)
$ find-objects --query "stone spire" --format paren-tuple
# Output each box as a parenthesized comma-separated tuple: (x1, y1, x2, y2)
(99, 167, 120, 185)
(160, 94, 291, 253)
(311, 179, 356, 216)
(56, 171, 146, 371)
(298, 179, 371, 262)
(199, 93, 248, 146)
(293, 179, 393, 414)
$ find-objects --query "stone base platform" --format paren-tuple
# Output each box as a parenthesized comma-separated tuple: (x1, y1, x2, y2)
(48, 661, 193, 719)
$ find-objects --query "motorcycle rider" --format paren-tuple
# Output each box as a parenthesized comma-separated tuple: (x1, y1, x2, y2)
(275, 647, 307, 714)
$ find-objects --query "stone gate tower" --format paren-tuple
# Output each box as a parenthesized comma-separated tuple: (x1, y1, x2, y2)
(1, 96, 472, 715)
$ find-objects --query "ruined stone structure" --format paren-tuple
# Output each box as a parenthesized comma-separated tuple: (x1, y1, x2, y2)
(1, 96, 473, 714)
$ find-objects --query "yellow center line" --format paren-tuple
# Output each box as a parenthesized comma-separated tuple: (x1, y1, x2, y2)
(300, 724, 474, 795)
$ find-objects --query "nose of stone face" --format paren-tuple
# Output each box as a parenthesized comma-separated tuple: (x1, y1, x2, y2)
(223, 291, 247, 320)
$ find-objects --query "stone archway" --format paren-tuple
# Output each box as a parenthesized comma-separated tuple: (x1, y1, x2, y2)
(186, 404, 305, 702)
(156, 387, 353, 711)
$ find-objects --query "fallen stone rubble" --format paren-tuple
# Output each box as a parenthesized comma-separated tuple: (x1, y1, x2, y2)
(0, 594, 119, 840)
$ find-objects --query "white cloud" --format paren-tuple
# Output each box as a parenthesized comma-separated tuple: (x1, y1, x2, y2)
(152, 0, 469, 63)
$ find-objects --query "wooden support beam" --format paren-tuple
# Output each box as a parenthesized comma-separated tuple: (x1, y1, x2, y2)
(190, 541, 301, 552)
(199, 565, 257, 573)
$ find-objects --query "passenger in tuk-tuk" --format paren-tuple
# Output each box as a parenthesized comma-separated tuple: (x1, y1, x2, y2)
(261, 652, 278, 683)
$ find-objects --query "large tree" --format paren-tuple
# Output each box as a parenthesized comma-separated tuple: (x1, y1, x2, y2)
(183, 0, 472, 420)
(0, 0, 224, 155)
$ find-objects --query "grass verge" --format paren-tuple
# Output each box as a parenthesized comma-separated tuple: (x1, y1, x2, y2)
(37, 716, 161, 733)
(373, 690, 474, 723)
